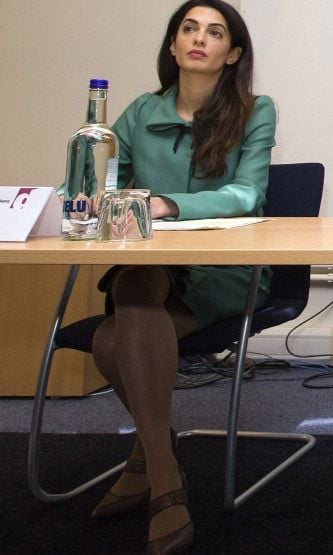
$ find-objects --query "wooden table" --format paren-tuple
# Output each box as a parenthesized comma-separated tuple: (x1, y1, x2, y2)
(1, 217, 333, 397)
(2, 217, 333, 265)
(10, 216, 331, 507)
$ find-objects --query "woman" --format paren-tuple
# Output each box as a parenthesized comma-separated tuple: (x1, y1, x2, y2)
(92, 1, 276, 553)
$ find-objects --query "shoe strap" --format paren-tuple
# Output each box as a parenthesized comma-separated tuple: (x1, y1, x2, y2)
(148, 488, 188, 521)
(124, 459, 146, 474)
(124, 428, 177, 476)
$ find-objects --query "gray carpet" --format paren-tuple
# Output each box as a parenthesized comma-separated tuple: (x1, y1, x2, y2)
(1, 364, 332, 435)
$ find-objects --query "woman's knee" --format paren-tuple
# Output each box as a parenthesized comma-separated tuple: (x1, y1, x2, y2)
(112, 265, 170, 306)
(92, 317, 115, 377)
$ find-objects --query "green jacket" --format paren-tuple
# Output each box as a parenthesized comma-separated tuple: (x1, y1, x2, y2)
(113, 85, 276, 221)
(111, 86, 277, 329)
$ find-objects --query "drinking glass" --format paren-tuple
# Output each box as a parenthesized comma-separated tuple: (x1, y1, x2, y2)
(95, 189, 152, 241)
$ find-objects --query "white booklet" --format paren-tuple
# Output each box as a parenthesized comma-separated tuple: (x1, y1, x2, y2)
(0, 186, 62, 242)
(152, 217, 269, 231)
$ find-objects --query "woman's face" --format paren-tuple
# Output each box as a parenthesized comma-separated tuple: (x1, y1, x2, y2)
(170, 6, 241, 78)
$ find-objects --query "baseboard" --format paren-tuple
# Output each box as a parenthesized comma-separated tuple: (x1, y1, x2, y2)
(247, 325, 333, 361)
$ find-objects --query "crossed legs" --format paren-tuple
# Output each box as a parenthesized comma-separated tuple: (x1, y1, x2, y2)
(92, 266, 197, 543)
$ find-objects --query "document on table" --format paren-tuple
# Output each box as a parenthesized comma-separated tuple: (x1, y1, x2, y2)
(152, 217, 269, 231)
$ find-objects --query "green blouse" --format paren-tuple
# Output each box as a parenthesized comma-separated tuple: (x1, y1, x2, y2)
(112, 86, 277, 329)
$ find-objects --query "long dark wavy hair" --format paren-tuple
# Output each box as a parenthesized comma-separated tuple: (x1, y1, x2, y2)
(157, 0, 255, 178)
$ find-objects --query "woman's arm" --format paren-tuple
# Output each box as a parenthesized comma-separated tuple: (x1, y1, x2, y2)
(112, 93, 153, 190)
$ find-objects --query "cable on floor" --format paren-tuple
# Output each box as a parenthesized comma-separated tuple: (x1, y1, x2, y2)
(175, 355, 226, 389)
(175, 353, 333, 390)
(302, 370, 333, 389)
(174, 352, 290, 389)
(283, 299, 333, 389)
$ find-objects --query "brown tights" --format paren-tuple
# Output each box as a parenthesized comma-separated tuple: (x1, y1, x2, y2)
(92, 266, 198, 542)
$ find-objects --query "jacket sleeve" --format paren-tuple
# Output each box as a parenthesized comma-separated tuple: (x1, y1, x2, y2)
(112, 93, 152, 189)
(161, 95, 277, 220)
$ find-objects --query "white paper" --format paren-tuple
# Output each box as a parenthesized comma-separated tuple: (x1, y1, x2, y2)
(0, 186, 62, 241)
(152, 217, 269, 231)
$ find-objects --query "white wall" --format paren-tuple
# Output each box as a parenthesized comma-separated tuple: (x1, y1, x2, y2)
(0, 0, 176, 186)
(0, 0, 240, 188)
(241, 0, 333, 216)
(241, 0, 333, 358)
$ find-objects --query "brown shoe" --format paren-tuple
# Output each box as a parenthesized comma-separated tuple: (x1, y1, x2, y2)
(147, 480, 194, 554)
(92, 458, 149, 518)
(92, 428, 179, 519)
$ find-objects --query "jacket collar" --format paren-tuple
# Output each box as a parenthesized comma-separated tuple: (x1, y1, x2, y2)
(146, 84, 193, 132)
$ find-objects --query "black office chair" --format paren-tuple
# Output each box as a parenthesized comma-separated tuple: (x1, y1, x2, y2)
(28, 163, 324, 509)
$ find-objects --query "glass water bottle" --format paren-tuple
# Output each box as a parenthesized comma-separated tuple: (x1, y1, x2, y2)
(61, 79, 119, 240)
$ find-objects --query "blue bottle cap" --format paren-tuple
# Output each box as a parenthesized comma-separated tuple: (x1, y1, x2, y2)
(89, 79, 108, 90)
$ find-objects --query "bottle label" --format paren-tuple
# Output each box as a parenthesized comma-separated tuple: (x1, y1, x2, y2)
(105, 158, 119, 191)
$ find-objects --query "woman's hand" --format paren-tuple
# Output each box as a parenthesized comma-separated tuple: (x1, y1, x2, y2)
(150, 196, 179, 219)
